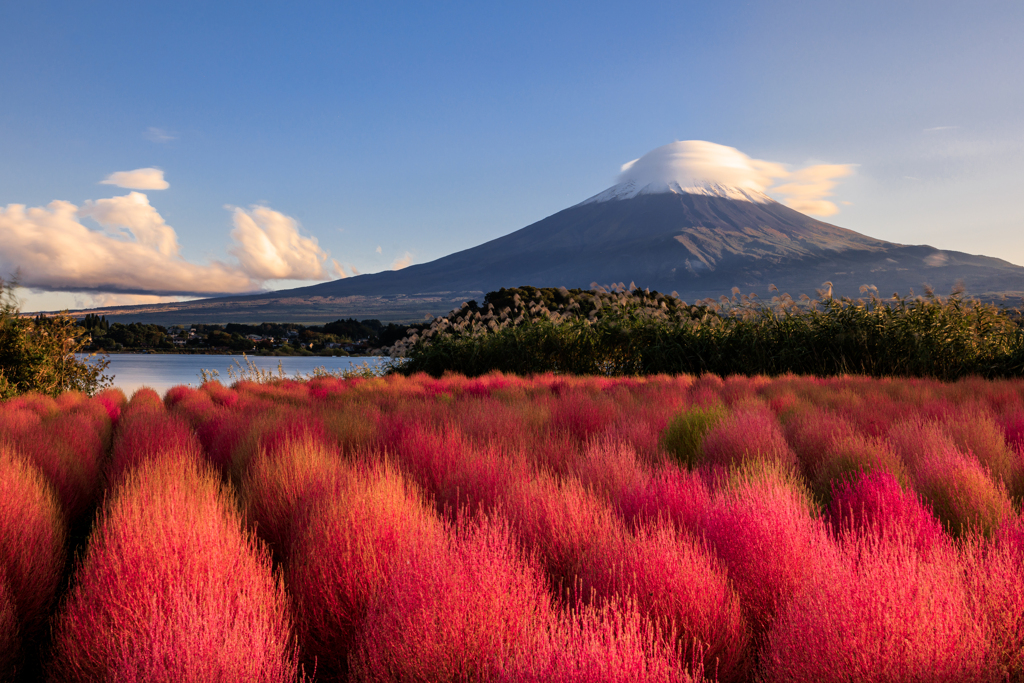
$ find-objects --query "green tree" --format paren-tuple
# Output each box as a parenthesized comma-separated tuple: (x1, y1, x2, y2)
(0, 278, 112, 398)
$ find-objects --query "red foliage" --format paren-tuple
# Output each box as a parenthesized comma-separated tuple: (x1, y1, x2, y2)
(582, 519, 748, 682)
(618, 463, 711, 536)
(701, 406, 798, 470)
(0, 580, 18, 678)
(763, 531, 993, 682)
(352, 516, 551, 683)
(0, 445, 65, 639)
(829, 471, 945, 552)
(7, 372, 1024, 677)
(49, 457, 297, 682)
(700, 463, 839, 641)
(287, 462, 446, 680)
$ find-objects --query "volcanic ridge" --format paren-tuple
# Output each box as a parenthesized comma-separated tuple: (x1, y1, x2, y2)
(67, 141, 1024, 324)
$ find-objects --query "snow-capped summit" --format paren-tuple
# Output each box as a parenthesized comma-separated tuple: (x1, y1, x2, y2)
(580, 140, 777, 204)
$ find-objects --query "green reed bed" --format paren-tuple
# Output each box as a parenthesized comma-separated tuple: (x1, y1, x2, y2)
(393, 285, 1024, 380)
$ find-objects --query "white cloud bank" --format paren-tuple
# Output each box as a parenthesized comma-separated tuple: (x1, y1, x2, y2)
(604, 141, 855, 216)
(0, 192, 340, 297)
(100, 167, 169, 190)
(228, 205, 333, 281)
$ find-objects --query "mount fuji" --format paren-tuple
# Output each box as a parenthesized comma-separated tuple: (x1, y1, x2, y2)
(76, 141, 1024, 324)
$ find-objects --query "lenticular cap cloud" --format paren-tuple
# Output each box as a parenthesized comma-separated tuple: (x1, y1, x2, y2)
(100, 168, 170, 190)
(586, 140, 854, 216)
(619, 140, 786, 194)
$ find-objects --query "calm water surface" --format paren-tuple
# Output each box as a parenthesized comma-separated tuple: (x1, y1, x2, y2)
(82, 354, 389, 397)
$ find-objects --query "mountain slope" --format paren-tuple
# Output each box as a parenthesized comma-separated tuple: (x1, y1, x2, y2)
(258, 191, 1022, 302)
(59, 140, 1024, 324)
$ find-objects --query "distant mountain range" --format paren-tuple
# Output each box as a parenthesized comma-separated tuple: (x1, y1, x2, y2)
(60, 143, 1024, 325)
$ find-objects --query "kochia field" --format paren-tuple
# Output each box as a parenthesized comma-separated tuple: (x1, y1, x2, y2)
(3, 372, 1024, 682)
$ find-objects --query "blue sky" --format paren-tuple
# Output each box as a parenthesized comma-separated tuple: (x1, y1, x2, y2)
(2, 0, 1022, 310)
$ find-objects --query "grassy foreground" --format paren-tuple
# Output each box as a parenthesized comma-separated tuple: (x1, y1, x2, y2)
(1, 372, 1024, 681)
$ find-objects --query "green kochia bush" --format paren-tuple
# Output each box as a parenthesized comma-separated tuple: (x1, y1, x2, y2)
(662, 405, 726, 468)
(397, 285, 1024, 380)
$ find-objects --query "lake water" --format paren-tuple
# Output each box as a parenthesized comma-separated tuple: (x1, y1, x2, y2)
(83, 354, 389, 397)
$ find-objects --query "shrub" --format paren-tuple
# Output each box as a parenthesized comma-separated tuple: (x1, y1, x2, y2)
(13, 410, 106, 521)
(382, 422, 528, 518)
(511, 595, 697, 683)
(499, 472, 629, 594)
(583, 519, 748, 682)
(762, 531, 994, 682)
(811, 432, 910, 505)
(48, 457, 297, 682)
(570, 437, 649, 509)
(939, 404, 1023, 497)
(0, 278, 111, 398)
(962, 531, 1024, 680)
(783, 406, 858, 479)
(0, 445, 65, 639)
(351, 516, 550, 683)
(700, 461, 837, 642)
(661, 404, 725, 468)
(242, 433, 351, 559)
(890, 420, 1014, 536)
(618, 463, 711, 537)
(701, 406, 798, 471)
(108, 401, 202, 487)
(287, 461, 446, 681)
(828, 471, 945, 552)
(0, 579, 19, 678)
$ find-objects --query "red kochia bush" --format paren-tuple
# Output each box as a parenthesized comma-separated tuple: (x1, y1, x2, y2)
(351, 516, 551, 683)
(499, 472, 630, 594)
(25, 411, 107, 520)
(889, 419, 1014, 536)
(829, 471, 945, 552)
(513, 596, 698, 683)
(287, 461, 446, 681)
(783, 406, 857, 479)
(0, 445, 65, 648)
(242, 433, 351, 559)
(701, 462, 838, 641)
(583, 519, 748, 683)
(618, 463, 711, 536)
(107, 401, 202, 486)
(962, 531, 1024, 680)
(48, 456, 297, 682)
(763, 531, 994, 682)
(91, 387, 126, 426)
(701, 406, 798, 471)
(0, 580, 18, 677)
(570, 437, 648, 509)
(1003, 412, 1024, 455)
(939, 404, 1022, 496)
(383, 422, 528, 518)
